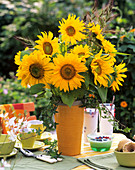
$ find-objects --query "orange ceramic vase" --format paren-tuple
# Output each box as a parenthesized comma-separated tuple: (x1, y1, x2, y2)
(55, 101, 84, 156)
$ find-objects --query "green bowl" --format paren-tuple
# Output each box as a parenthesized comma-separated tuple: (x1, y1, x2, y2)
(87, 134, 113, 152)
(114, 148, 135, 167)
(0, 134, 15, 155)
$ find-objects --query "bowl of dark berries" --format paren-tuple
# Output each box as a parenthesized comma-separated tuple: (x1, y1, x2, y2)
(87, 134, 113, 152)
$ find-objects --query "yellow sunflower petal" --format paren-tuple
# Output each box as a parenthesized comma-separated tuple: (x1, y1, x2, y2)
(16, 50, 53, 88)
(34, 31, 59, 56)
(71, 44, 92, 61)
(50, 53, 87, 92)
(91, 49, 114, 87)
(59, 14, 86, 45)
(110, 62, 127, 92)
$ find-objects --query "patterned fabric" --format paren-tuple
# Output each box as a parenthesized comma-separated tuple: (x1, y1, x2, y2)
(0, 102, 36, 134)
(73, 133, 127, 169)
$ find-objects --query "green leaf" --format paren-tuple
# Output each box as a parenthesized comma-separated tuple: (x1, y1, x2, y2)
(30, 83, 45, 95)
(108, 74, 114, 87)
(97, 86, 108, 102)
(127, 45, 135, 52)
(36, 92, 45, 99)
(116, 51, 130, 55)
(20, 49, 32, 60)
(81, 72, 94, 88)
(60, 93, 75, 107)
(123, 127, 131, 133)
(45, 91, 52, 98)
(71, 85, 87, 99)
(120, 111, 126, 116)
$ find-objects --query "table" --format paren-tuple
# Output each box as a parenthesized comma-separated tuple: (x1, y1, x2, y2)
(4, 133, 127, 170)
(73, 133, 127, 170)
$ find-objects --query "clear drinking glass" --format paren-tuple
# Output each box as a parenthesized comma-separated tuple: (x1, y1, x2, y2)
(83, 108, 98, 143)
(99, 103, 115, 135)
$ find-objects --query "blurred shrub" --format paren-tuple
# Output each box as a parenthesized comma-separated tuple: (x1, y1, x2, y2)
(0, 0, 93, 77)
(0, 72, 55, 131)
(106, 29, 135, 138)
(0, 0, 135, 134)
(96, 0, 135, 29)
(0, 0, 135, 77)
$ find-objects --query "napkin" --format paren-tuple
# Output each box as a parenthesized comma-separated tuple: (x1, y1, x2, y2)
(77, 153, 135, 170)
(8, 151, 82, 170)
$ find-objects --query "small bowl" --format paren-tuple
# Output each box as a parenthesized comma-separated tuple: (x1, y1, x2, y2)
(114, 148, 135, 167)
(0, 134, 15, 155)
(87, 134, 113, 152)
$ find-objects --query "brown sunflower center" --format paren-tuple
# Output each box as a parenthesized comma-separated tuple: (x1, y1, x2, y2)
(66, 26, 76, 36)
(94, 62, 102, 75)
(43, 42, 53, 55)
(60, 64, 76, 80)
(78, 52, 85, 57)
(29, 63, 44, 79)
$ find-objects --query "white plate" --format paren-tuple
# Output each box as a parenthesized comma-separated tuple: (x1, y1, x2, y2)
(36, 132, 52, 141)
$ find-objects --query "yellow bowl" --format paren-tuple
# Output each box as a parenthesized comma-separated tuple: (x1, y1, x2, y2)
(0, 134, 15, 155)
(114, 148, 135, 167)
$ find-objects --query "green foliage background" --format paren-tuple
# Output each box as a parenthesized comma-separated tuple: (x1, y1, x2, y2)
(106, 30, 135, 138)
(0, 0, 135, 137)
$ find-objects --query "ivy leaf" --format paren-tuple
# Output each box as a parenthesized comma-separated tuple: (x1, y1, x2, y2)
(30, 83, 45, 95)
(123, 127, 131, 133)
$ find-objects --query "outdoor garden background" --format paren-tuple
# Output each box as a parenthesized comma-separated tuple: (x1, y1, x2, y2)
(0, 0, 135, 138)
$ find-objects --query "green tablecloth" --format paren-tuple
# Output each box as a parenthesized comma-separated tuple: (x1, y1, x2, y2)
(78, 153, 135, 170)
(5, 150, 82, 170)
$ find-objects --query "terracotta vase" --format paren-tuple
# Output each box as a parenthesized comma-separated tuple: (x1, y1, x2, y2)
(55, 101, 84, 156)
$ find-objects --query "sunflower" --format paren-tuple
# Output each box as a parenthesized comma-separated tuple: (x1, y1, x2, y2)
(88, 22, 104, 45)
(14, 47, 29, 65)
(96, 34, 104, 42)
(91, 49, 114, 87)
(102, 39, 117, 61)
(110, 62, 127, 92)
(58, 14, 86, 45)
(16, 50, 54, 88)
(88, 23, 102, 35)
(34, 31, 59, 57)
(71, 44, 92, 61)
(14, 51, 22, 65)
(50, 53, 87, 92)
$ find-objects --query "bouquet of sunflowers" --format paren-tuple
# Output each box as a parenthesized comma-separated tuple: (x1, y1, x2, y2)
(14, 6, 127, 108)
